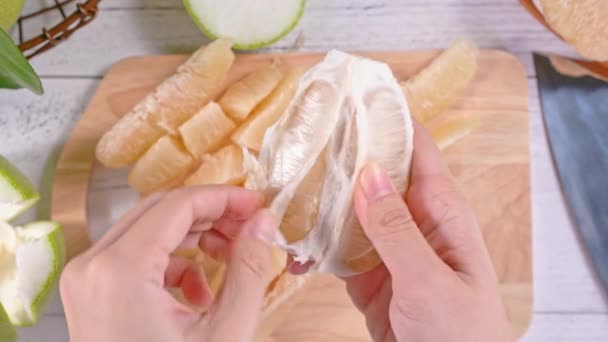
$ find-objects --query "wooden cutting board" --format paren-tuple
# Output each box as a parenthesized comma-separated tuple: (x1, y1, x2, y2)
(51, 49, 532, 340)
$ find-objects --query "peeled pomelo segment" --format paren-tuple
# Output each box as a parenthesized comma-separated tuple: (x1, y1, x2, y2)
(184, 145, 246, 186)
(539, 0, 608, 61)
(0, 221, 66, 327)
(362, 87, 413, 192)
(232, 67, 307, 151)
(174, 246, 287, 297)
(172, 247, 298, 315)
(260, 247, 303, 315)
(219, 63, 284, 121)
(430, 116, 481, 150)
(0, 156, 40, 221)
(247, 50, 413, 276)
(261, 77, 340, 192)
(96, 39, 235, 168)
(95, 116, 166, 169)
(178, 102, 236, 157)
(128, 136, 195, 193)
(0, 304, 17, 342)
(184, 0, 306, 50)
(148, 38, 235, 130)
(170, 248, 225, 310)
(261, 258, 305, 312)
(172, 234, 305, 329)
(401, 39, 478, 123)
(329, 86, 413, 275)
(280, 149, 326, 244)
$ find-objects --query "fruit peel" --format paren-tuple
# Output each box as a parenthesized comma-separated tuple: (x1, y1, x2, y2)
(0, 221, 66, 327)
(183, 0, 307, 50)
(0, 156, 40, 221)
(20, 221, 66, 327)
(0, 303, 17, 342)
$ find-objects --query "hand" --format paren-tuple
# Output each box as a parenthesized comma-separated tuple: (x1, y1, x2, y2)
(346, 123, 513, 342)
(60, 186, 278, 342)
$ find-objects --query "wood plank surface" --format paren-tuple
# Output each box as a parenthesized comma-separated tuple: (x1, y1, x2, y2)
(50, 49, 532, 339)
(18, 0, 578, 77)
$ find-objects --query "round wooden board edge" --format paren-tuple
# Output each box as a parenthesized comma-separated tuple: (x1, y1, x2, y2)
(50, 48, 533, 337)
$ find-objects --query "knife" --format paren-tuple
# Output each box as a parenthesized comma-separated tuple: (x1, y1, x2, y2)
(534, 53, 608, 294)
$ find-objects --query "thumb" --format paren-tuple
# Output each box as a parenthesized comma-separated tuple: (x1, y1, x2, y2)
(354, 163, 442, 282)
(203, 210, 278, 341)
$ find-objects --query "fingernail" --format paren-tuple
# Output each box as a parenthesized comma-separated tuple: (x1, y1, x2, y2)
(245, 210, 278, 245)
(359, 163, 395, 200)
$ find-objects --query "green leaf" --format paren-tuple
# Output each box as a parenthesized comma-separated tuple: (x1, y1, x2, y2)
(0, 28, 43, 95)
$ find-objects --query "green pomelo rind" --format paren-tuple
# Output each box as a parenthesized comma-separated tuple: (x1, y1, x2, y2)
(20, 221, 65, 326)
(184, 0, 306, 50)
(0, 156, 40, 221)
(0, 221, 65, 326)
(0, 303, 17, 342)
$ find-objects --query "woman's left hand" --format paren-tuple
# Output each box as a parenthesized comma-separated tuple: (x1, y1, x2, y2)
(60, 186, 278, 342)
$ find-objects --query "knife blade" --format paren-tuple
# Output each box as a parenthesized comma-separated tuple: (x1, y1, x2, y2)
(534, 53, 608, 293)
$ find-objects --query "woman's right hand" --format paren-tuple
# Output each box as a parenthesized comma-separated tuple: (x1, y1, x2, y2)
(346, 124, 514, 342)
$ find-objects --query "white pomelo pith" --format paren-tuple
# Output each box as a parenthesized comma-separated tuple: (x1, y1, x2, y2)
(0, 156, 40, 221)
(184, 0, 306, 50)
(246, 51, 414, 276)
(0, 224, 17, 341)
(0, 221, 65, 326)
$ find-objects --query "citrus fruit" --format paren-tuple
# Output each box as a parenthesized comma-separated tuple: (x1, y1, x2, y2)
(170, 247, 225, 309)
(402, 39, 478, 123)
(538, 0, 608, 61)
(0, 0, 25, 31)
(280, 149, 325, 244)
(178, 102, 236, 157)
(0, 156, 39, 221)
(128, 136, 195, 193)
(95, 117, 166, 169)
(171, 246, 302, 319)
(184, 145, 246, 186)
(200, 247, 287, 300)
(231, 67, 307, 151)
(246, 50, 414, 276)
(184, 0, 306, 50)
(219, 63, 284, 121)
(96, 39, 235, 168)
(430, 116, 481, 150)
(0, 221, 65, 326)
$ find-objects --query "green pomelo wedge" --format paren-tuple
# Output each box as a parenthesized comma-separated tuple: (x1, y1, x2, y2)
(185, 0, 306, 50)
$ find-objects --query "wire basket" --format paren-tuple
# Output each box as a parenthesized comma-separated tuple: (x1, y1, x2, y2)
(17, 0, 100, 59)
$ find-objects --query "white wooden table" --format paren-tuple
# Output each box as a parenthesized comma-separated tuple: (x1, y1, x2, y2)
(1, 0, 607, 340)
